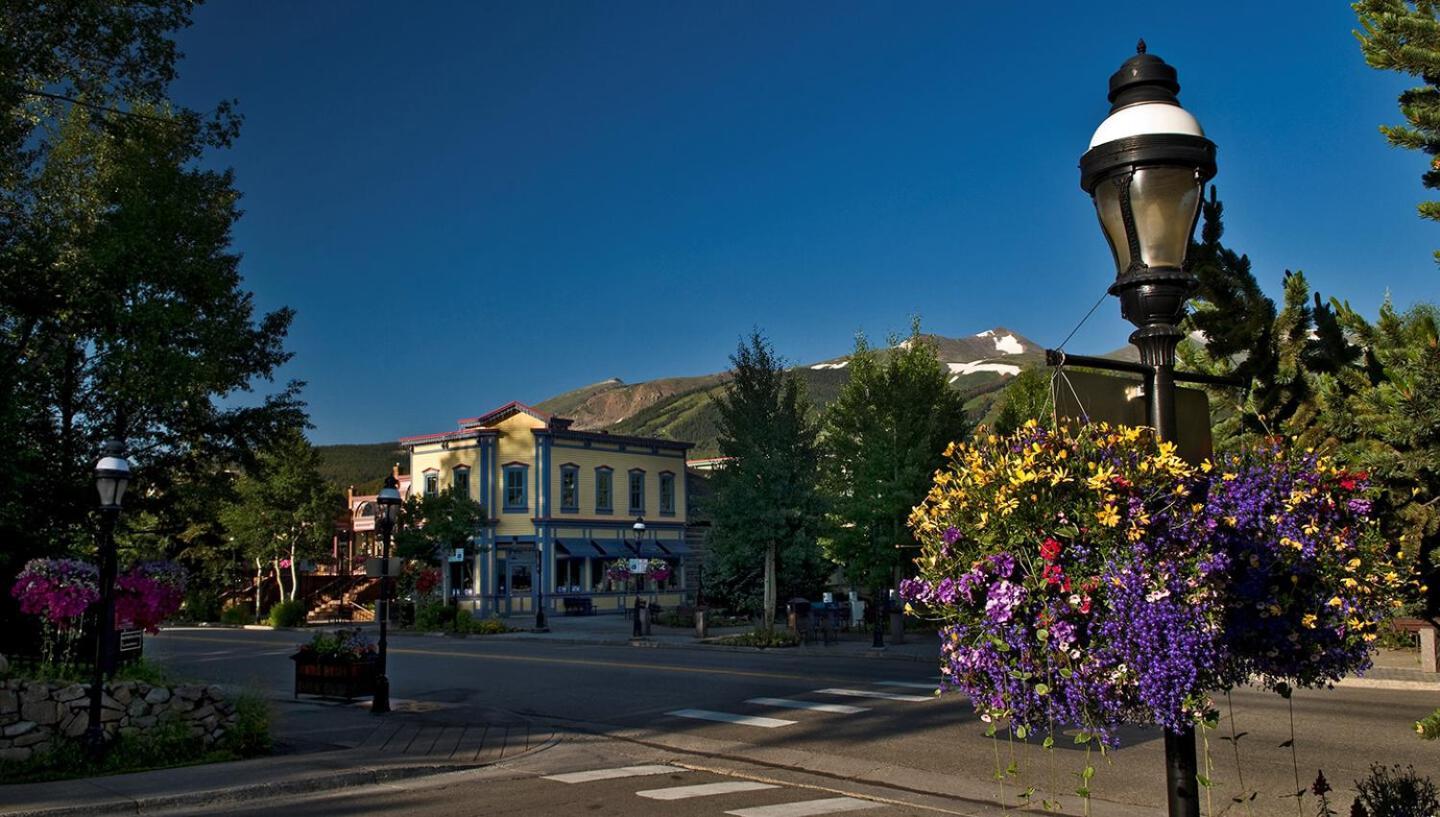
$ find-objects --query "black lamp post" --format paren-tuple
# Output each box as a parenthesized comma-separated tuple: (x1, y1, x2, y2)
(1079, 41, 1216, 817)
(85, 440, 130, 756)
(631, 516, 645, 637)
(372, 474, 402, 715)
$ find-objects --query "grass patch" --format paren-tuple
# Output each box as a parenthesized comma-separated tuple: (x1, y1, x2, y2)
(710, 628, 800, 648)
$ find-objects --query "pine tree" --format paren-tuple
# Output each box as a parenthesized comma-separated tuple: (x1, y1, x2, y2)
(1354, 0, 1440, 261)
(821, 322, 971, 605)
(706, 332, 827, 627)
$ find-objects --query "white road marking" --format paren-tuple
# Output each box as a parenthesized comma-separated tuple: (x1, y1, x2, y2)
(637, 781, 780, 800)
(745, 697, 869, 714)
(543, 765, 687, 784)
(877, 681, 940, 690)
(667, 709, 796, 728)
(726, 797, 882, 816)
(814, 688, 932, 702)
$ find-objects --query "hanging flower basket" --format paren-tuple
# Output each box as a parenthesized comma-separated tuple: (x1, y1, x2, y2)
(902, 421, 1406, 747)
(605, 559, 632, 583)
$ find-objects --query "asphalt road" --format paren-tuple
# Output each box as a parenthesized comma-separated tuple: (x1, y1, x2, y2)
(147, 627, 1439, 816)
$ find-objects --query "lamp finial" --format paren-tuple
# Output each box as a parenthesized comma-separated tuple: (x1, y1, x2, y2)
(1137, 38, 1146, 55)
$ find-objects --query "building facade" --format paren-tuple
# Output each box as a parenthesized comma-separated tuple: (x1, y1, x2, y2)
(401, 401, 694, 616)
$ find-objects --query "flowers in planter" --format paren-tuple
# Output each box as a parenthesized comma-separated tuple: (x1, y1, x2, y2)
(646, 559, 672, 583)
(902, 421, 1405, 748)
(115, 561, 188, 634)
(296, 628, 376, 661)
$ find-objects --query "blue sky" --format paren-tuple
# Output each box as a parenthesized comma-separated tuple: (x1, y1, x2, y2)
(170, 2, 1435, 445)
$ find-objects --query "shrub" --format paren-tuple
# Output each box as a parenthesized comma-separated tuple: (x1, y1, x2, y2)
(1417, 707, 1440, 740)
(414, 601, 456, 631)
(267, 600, 306, 628)
(712, 628, 800, 648)
(455, 612, 508, 635)
(222, 692, 273, 757)
(181, 588, 222, 622)
(1352, 764, 1440, 817)
(220, 604, 253, 626)
(114, 659, 172, 686)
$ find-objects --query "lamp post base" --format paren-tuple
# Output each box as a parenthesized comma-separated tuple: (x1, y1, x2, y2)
(371, 676, 391, 714)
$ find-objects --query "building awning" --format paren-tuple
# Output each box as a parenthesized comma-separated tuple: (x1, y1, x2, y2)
(589, 540, 623, 557)
(553, 540, 572, 556)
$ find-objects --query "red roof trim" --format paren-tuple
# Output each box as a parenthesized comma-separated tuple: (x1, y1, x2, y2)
(458, 400, 553, 428)
(399, 429, 481, 444)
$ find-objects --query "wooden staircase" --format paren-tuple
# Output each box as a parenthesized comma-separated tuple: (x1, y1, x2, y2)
(305, 574, 379, 623)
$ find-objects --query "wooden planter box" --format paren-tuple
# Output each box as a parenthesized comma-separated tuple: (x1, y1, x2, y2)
(291, 653, 378, 699)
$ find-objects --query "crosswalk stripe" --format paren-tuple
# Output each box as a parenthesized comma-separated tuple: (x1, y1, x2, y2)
(725, 797, 882, 817)
(745, 697, 869, 714)
(543, 764, 686, 784)
(877, 681, 940, 690)
(814, 688, 932, 702)
(667, 709, 796, 728)
(637, 781, 780, 800)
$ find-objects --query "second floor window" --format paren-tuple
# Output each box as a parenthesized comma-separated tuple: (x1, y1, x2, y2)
(629, 470, 645, 514)
(560, 465, 579, 512)
(659, 472, 675, 515)
(596, 468, 613, 513)
(453, 467, 470, 498)
(424, 472, 438, 496)
(503, 465, 528, 512)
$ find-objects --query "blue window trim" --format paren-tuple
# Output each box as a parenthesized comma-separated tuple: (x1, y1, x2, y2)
(594, 466, 613, 514)
(503, 464, 529, 513)
(658, 471, 676, 516)
(628, 468, 646, 515)
(559, 464, 580, 513)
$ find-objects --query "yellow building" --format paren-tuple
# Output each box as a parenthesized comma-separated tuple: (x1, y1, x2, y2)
(400, 401, 693, 616)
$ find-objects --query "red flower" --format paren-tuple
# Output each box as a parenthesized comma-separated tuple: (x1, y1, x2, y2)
(1040, 537, 1063, 562)
(1079, 596, 1092, 615)
(1043, 563, 1065, 586)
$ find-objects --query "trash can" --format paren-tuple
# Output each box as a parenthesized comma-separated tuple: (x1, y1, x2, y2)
(694, 608, 708, 639)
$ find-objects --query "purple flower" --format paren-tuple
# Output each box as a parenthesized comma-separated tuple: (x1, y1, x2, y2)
(984, 580, 1023, 623)
(943, 526, 962, 545)
(935, 577, 958, 605)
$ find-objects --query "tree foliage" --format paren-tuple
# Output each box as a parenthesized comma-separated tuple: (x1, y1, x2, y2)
(1181, 191, 1440, 617)
(220, 430, 338, 604)
(989, 366, 1055, 436)
(705, 332, 827, 623)
(395, 490, 487, 565)
(1354, 1, 1440, 260)
(821, 322, 970, 594)
(0, 2, 302, 598)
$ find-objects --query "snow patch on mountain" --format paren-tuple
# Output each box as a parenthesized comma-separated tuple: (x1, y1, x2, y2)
(811, 361, 849, 370)
(948, 360, 1022, 377)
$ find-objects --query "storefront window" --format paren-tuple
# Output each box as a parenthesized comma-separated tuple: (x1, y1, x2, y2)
(510, 563, 532, 593)
(555, 558, 583, 593)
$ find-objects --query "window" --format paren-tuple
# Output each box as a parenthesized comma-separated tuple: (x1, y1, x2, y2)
(453, 466, 470, 498)
(659, 472, 676, 515)
(629, 469, 645, 514)
(424, 472, 438, 497)
(503, 465, 528, 512)
(595, 467, 613, 513)
(555, 558, 583, 592)
(560, 465, 579, 512)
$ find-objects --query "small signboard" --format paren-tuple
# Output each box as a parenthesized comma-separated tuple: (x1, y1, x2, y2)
(628, 558, 649, 574)
(364, 557, 403, 577)
(448, 548, 466, 563)
(1052, 369, 1213, 465)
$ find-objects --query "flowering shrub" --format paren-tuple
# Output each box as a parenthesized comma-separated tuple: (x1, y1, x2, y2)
(115, 561, 187, 634)
(902, 422, 1403, 747)
(10, 558, 100, 624)
(297, 628, 377, 661)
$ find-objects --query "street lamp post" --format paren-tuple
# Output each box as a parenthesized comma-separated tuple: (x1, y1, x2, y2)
(1079, 41, 1216, 817)
(85, 440, 130, 756)
(631, 516, 645, 638)
(372, 474, 402, 715)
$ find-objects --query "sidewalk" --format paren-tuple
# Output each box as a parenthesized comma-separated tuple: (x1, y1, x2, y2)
(0, 696, 557, 817)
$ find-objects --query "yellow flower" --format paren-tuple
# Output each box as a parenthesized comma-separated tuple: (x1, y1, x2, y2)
(1096, 505, 1120, 527)
(1328, 597, 1343, 608)
(1301, 613, 1317, 628)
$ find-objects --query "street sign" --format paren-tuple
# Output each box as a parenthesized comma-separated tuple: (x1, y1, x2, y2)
(628, 558, 648, 574)
(448, 548, 466, 563)
(1052, 369, 1212, 465)
(364, 557, 403, 577)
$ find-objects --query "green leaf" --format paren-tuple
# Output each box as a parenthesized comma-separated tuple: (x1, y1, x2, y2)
(1197, 775, 1212, 787)
(1075, 787, 1091, 799)
(1059, 667, 1074, 678)
(1014, 725, 1028, 739)
(1034, 683, 1050, 696)
(1081, 765, 1095, 782)
(1073, 731, 1091, 745)
(1036, 628, 1049, 642)
(1005, 760, 1019, 777)
(1042, 736, 1055, 749)
(984, 723, 998, 738)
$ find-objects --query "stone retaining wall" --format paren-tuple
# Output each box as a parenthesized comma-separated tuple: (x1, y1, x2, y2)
(0, 679, 238, 763)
